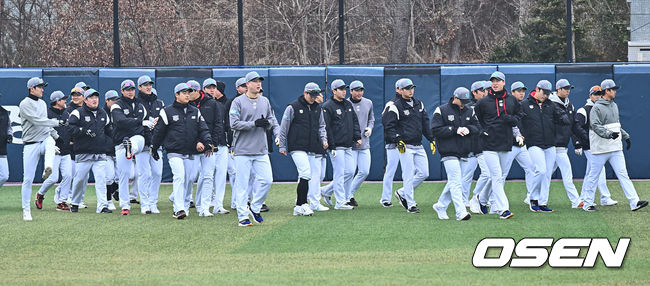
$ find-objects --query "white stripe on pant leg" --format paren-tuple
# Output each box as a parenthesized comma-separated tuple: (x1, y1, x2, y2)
(212, 146, 229, 209)
(350, 149, 371, 199)
(0, 157, 8, 187)
(234, 155, 253, 221)
(21, 143, 41, 210)
(149, 149, 163, 206)
(382, 147, 400, 203)
(115, 146, 133, 210)
(250, 155, 273, 213)
(608, 151, 640, 209)
(308, 154, 322, 209)
(168, 157, 186, 213)
(539, 147, 556, 206)
(38, 154, 62, 196)
(92, 160, 108, 212)
(554, 147, 580, 206)
(461, 157, 478, 203)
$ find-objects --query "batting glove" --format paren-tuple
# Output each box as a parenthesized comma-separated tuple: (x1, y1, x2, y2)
(397, 141, 406, 153)
(58, 119, 68, 127)
(574, 148, 583, 156)
(150, 147, 160, 161)
(330, 149, 337, 158)
(275, 137, 280, 146)
(430, 141, 436, 155)
(364, 127, 372, 137)
(85, 129, 96, 138)
(516, 136, 525, 147)
(610, 132, 620, 139)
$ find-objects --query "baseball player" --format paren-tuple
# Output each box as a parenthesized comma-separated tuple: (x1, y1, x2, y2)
(190, 79, 222, 217)
(384, 78, 434, 213)
(229, 71, 279, 226)
(345, 80, 374, 206)
(135, 75, 164, 214)
(574, 86, 617, 206)
(0, 98, 11, 191)
(152, 82, 212, 219)
(225, 77, 247, 209)
(580, 79, 648, 212)
(35, 91, 73, 211)
(321, 79, 362, 210)
(519, 80, 570, 213)
(200, 79, 230, 215)
(472, 71, 519, 219)
(19, 77, 64, 221)
(183, 80, 205, 211)
(548, 79, 581, 207)
(103, 90, 120, 211)
(278, 82, 329, 215)
(59, 86, 86, 207)
(67, 89, 112, 213)
(431, 87, 478, 221)
(465, 81, 490, 208)
(110, 79, 151, 215)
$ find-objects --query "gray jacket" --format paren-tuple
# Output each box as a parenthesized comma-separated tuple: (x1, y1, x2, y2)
(229, 94, 279, 156)
(349, 97, 375, 150)
(589, 98, 629, 154)
(19, 95, 59, 143)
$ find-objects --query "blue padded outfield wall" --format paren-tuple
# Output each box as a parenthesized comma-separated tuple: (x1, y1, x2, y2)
(1, 63, 649, 183)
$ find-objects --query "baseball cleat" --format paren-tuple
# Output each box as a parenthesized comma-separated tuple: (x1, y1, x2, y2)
(120, 209, 129, 215)
(632, 200, 648, 211)
(300, 204, 314, 215)
(35, 193, 44, 209)
(173, 210, 186, 219)
(293, 205, 307, 216)
(407, 206, 420, 213)
(583, 205, 597, 212)
(100, 207, 112, 214)
(250, 211, 264, 224)
(539, 205, 554, 213)
(479, 204, 489, 215)
(199, 211, 214, 217)
(458, 213, 471, 221)
(56, 202, 70, 211)
(79, 202, 88, 209)
(238, 219, 253, 226)
(260, 204, 270, 212)
(130, 199, 140, 204)
(214, 207, 230, 214)
(500, 210, 514, 219)
(42, 166, 52, 180)
(577, 201, 585, 209)
(381, 201, 393, 208)
(150, 205, 161, 214)
(312, 204, 330, 211)
(432, 202, 449, 220)
(334, 204, 354, 210)
(601, 199, 618, 206)
(107, 201, 117, 211)
(23, 209, 32, 221)
(394, 190, 408, 210)
(529, 200, 541, 212)
(70, 205, 79, 213)
(123, 138, 133, 159)
(189, 201, 195, 208)
(348, 197, 358, 207)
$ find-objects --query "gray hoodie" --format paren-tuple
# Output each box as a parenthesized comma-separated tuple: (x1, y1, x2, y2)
(229, 94, 279, 156)
(589, 98, 629, 155)
(19, 95, 59, 143)
(349, 97, 375, 150)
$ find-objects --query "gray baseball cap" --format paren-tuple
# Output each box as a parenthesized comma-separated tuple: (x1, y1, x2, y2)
(245, 71, 264, 82)
(536, 80, 553, 93)
(83, 88, 100, 99)
(330, 79, 348, 90)
(75, 82, 89, 90)
(600, 79, 619, 90)
(350, 80, 364, 90)
(304, 82, 322, 96)
(174, 83, 192, 93)
(490, 71, 505, 81)
(471, 81, 484, 92)
(203, 78, 217, 89)
(396, 78, 416, 90)
(556, 79, 574, 90)
(187, 80, 201, 91)
(105, 90, 119, 100)
(482, 81, 491, 90)
(511, 81, 527, 91)
(50, 91, 67, 102)
(137, 75, 154, 86)
(27, 77, 47, 89)
(235, 77, 247, 87)
(121, 80, 136, 90)
(454, 87, 472, 103)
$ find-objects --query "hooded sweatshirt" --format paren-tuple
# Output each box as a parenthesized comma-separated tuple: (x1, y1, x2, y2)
(589, 98, 629, 155)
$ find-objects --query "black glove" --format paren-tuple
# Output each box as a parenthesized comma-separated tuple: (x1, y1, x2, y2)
(255, 116, 270, 128)
(6, 135, 12, 144)
(150, 147, 160, 160)
(59, 119, 68, 126)
(85, 129, 96, 138)
(610, 132, 620, 140)
(625, 138, 631, 150)
(502, 114, 518, 127)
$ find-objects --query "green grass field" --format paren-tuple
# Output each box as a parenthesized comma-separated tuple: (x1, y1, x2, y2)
(0, 180, 648, 285)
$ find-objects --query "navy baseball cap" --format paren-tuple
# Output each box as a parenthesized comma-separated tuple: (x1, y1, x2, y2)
(83, 88, 99, 99)
(556, 79, 574, 90)
(246, 71, 264, 82)
(350, 80, 364, 90)
(121, 80, 136, 90)
(330, 79, 348, 90)
(511, 81, 527, 91)
(27, 77, 47, 88)
(174, 83, 191, 93)
(49, 91, 67, 102)
(203, 78, 217, 89)
(137, 75, 154, 86)
(235, 77, 247, 87)
(536, 80, 553, 93)
(304, 82, 322, 96)
(600, 79, 619, 90)
(490, 71, 505, 81)
(187, 80, 201, 91)
(105, 90, 119, 100)
(396, 78, 416, 89)
(453, 87, 472, 103)
(471, 81, 484, 92)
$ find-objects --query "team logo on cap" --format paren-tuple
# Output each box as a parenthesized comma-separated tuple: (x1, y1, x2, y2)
(448, 115, 455, 121)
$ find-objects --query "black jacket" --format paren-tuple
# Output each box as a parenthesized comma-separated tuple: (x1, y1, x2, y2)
(136, 92, 164, 145)
(382, 93, 434, 146)
(466, 100, 484, 155)
(287, 96, 323, 153)
(48, 106, 72, 156)
(519, 95, 570, 149)
(224, 94, 241, 147)
(68, 104, 111, 155)
(322, 97, 361, 149)
(549, 95, 581, 148)
(152, 101, 212, 155)
(430, 99, 480, 158)
(0, 106, 10, 155)
(213, 93, 229, 146)
(103, 105, 116, 156)
(110, 96, 148, 146)
(474, 89, 522, 152)
(192, 91, 225, 147)
(574, 101, 594, 150)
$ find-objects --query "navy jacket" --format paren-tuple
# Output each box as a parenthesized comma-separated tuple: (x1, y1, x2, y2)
(69, 104, 111, 155)
(48, 106, 72, 156)
(322, 97, 361, 149)
(382, 93, 434, 145)
(192, 91, 225, 147)
(519, 95, 570, 149)
(152, 101, 212, 155)
(431, 98, 480, 158)
(474, 89, 522, 152)
(0, 107, 10, 155)
(110, 96, 148, 146)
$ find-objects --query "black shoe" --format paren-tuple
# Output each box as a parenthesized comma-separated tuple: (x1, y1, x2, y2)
(130, 199, 140, 204)
(394, 191, 408, 210)
(584, 205, 597, 212)
(382, 202, 393, 207)
(112, 191, 120, 201)
(173, 210, 187, 219)
(459, 213, 471, 221)
(100, 207, 112, 214)
(260, 204, 269, 212)
(407, 206, 420, 213)
(632, 200, 648, 211)
(70, 205, 79, 213)
(348, 197, 358, 207)
(189, 201, 196, 208)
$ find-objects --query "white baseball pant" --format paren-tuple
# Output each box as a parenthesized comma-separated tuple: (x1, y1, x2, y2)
(233, 154, 273, 221)
(397, 146, 429, 209)
(115, 135, 149, 210)
(381, 147, 400, 203)
(582, 150, 640, 210)
(527, 146, 556, 205)
(437, 158, 471, 219)
(38, 154, 73, 204)
(322, 147, 354, 207)
(553, 147, 581, 207)
(21, 137, 55, 210)
(478, 151, 512, 215)
(580, 150, 613, 203)
(346, 148, 371, 201)
(210, 146, 229, 210)
(70, 159, 108, 212)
